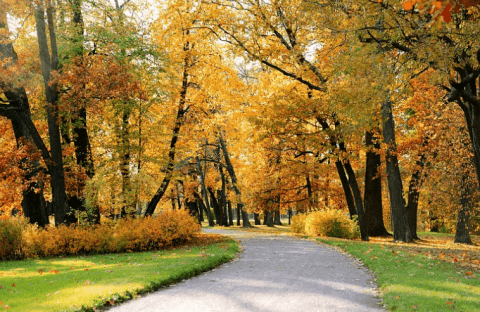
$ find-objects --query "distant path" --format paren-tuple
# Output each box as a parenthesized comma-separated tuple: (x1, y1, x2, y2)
(110, 228, 385, 312)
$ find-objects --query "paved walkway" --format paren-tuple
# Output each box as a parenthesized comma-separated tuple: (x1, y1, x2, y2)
(109, 229, 385, 312)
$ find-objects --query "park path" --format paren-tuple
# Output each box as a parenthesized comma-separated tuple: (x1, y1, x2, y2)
(109, 228, 385, 312)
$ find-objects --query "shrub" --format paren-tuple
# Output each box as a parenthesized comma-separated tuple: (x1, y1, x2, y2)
(0, 218, 27, 260)
(291, 213, 307, 234)
(1, 209, 200, 260)
(304, 208, 358, 239)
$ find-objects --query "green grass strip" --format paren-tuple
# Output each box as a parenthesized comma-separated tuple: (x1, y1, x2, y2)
(318, 238, 480, 312)
(0, 237, 238, 312)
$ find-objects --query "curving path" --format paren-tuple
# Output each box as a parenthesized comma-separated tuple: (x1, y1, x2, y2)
(109, 229, 385, 312)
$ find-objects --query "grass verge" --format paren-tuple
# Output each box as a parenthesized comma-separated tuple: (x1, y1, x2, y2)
(318, 237, 480, 312)
(0, 234, 238, 312)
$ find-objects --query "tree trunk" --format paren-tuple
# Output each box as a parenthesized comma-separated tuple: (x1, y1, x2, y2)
(382, 100, 411, 243)
(236, 206, 241, 226)
(218, 128, 252, 227)
(34, 5, 71, 225)
(264, 210, 274, 227)
(335, 161, 357, 217)
(343, 159, 369, 241)
(254, 213, 261, 225)
(455, 162, 474, 244)
(0, 31, 48, 227)
(228, 201, 234, 226)
(364, 131, 390, 237)
(274, 209, 282, 225)
(144, 39, 191, 216)
(405, 153, 427, 240)
(195, 192, 214, 226)
(208, 187, 223, 225)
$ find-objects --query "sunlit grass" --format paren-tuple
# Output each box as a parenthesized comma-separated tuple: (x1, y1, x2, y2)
(0, 234, 238, 311)
(318, 238, 480, 312)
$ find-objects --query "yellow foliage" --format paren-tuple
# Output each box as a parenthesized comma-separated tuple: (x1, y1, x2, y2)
(291, 214, 307, 234)
(302, 209, 359, 239)
(0, 210, 199, 260)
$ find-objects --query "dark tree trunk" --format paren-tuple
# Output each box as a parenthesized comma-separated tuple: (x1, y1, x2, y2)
(208, 187, 224, 225)
(288, 208, 292, 225)
(455, 162, 474, 244)
(364, 131, 390, 237)
(228, 201, 234, 226)
(144, 39, 191, 217)
(254, 213, 261, 225)
(34, 5, 71, 225)
(343, 159, 369, 241)
(236, 206, 241, 226)
(382, 100, 411, 242)
(335, 161, 357, 217)
(218, 129, 252, 227)
(264, 210, 274, 227)
(274, 209, 282, 226)
(67, 0, 99, 224)
(195, 192, 214, 226)
(405, 152, 427, 240)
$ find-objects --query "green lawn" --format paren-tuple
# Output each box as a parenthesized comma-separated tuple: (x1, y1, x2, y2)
(0, 235, 238, 312)
(318, 238, 480, 312)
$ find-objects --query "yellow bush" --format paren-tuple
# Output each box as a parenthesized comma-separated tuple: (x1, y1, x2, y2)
(2, 209, 200, 260)
(0, 218, 27, 260)
(291, 213, 307, 234)
(305, 209, 358, 239)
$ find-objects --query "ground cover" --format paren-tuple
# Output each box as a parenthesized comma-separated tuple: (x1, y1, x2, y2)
(0, 234, 238, 312)
(319, 235, 480, 312)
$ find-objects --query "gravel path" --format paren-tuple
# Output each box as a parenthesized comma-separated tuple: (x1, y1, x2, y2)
(110, 229, 385, 312)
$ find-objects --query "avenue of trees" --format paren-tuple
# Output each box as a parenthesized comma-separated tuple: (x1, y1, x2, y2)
(0, 0, 479, 243)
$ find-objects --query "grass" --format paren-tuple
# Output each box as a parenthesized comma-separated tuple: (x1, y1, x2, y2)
(0, 234, 238, 312)
(318, 236, 480, 312)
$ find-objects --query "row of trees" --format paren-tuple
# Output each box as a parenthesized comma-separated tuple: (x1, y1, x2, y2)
(0, 0, 479, 244)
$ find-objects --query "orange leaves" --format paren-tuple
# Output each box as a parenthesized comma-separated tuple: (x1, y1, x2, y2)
(0, 210, 199, 260)
(402, 0, 417, 10)
(402, 0, 480, 24)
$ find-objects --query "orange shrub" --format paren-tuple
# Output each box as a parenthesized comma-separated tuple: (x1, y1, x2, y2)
(2, 209, 200, 260)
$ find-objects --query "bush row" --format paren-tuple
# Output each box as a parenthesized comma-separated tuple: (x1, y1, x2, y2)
(0, 209, 200, 260)
(291, 208, 360, 239)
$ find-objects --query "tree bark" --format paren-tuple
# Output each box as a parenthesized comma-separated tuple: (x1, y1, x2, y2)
(455, 160, 474, 244)
(0, 23, 49, 227)
(405, 153, 427, 240)
(218, 129, 252, 227)
(343, 159, 369, 241)
(264, 210, 274, 227)
(144, 40, 191, 216)
(382, 100, 411, 242)
(254, 213, 261, 225)
(364, 131, 390, 237)
(335, 161, 357, 217)
(34, 4, 71, 225)
(228, 200, 234, 226)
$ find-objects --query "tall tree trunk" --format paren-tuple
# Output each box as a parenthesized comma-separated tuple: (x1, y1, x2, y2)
(455, 159, 474, 244)
(405, 153, 427, 240)
(34, 4, 70, 225)
(195, 192, 214, 226)
(218, 128, 252, 227)
(228, 200, 234, 226)
(254, 213, 261, 225)
(264, 210, 274, 227)
(382, 100, 411, 242)
(120, 109, 134, 217)
(343, 159, 369, 241)
(335, 161, 357, 217)
(364, 131, 390, 237)
(274, 209, 282, 226)
(144, 39, 191, 216)
(0, 20, 49, 227)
